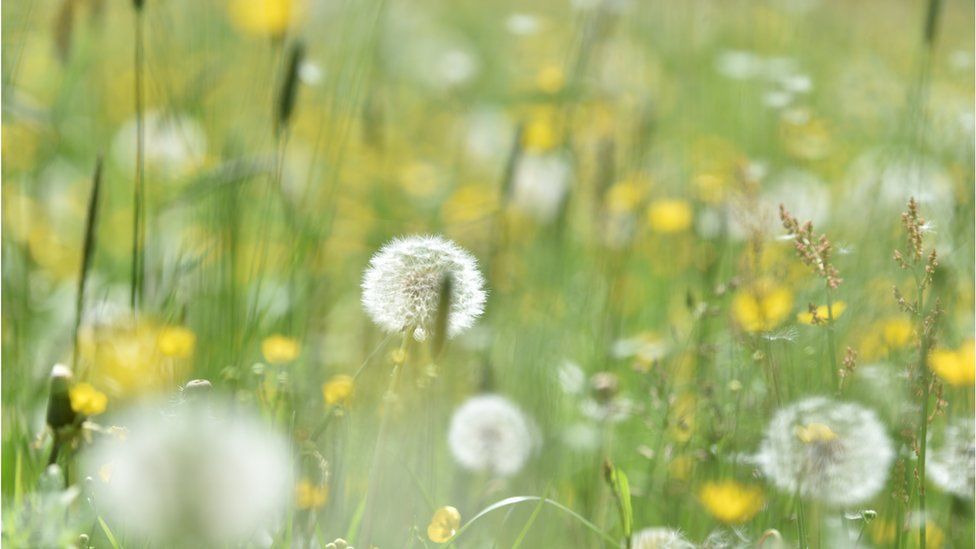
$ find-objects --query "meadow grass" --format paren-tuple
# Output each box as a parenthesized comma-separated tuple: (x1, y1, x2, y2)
(1, 0, 974, 547)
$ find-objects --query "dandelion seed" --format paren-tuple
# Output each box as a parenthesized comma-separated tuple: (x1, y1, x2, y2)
(83, 399, 293, 545)
(427, 506, 461, 543)
(755, 397, 893, 506)
(631, 527, 695, 549)
(448, 394, 534, 477)
(361, 235, 486, 341)
(927, 418, 975, 500)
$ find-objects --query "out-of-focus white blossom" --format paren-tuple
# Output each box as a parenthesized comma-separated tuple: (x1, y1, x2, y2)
(448, 394, 535, 477)
(927, 418, 975, 500)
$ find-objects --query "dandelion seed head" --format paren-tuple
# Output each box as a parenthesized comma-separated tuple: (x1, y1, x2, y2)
(927, 418, 975, 500)
(631, 527, 695, 549)
(83, 399, 293, 545)
(511, 153, 571, 223)
(448, 394, 534, 477)
(361, 235, 486, 341)
(756, 396, 893, 507)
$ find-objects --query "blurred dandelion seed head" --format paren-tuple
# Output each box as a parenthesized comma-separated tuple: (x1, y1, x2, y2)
(631, 527, 695, 549)
(756, 397, 893, 507)
(83, 399, 293, 545)
(927, 418, 976, 500)
(448, 394, 534, 477)
(361, 235, 486, 341)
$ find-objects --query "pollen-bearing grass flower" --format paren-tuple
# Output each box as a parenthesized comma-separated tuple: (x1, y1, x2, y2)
(362, 235, 486, 342)
(698, 480, 764, 524)
(448, 394, 534, 477)
(630, 527, 695, 549)
(928, 339, 975, 386)
(927, 418, 975, 499)
(68, 383, 107, 416)
(731, 279, 794, 332)
(427, 505, 461, 543)
(755, 396, 893, 507)
(797, 301, 846, 325)
(83, 399, 293, 546)
(262, 334, 300, 364)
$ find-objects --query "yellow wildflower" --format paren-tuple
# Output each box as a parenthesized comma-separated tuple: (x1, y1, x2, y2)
(794, 422, 837, 443)
(228, 0, 296, 37)
(605, 178, 646, 214)
(796, 301, 846, 325)
(882, 318, 913, 348)
(731, 281, 793, 332)
(647, 199, 693, 233)
(262, 334, 300, 364)
(441, 184, 497, 226)
(157, 326, 196, 359)
(322, 375, 354, 406)
(69, 383, 108, 416)
(929, 340, 975, 387)
(522, 110, 558, 153)
(536, 64, 565, 94)
(699, 480, 764, 524)
(295, 480, 328, 510)
(427, 506, 461, 543)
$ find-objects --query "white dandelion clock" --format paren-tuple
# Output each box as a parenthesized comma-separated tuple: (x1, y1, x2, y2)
(112, 110, 207, 178)
(448, 394, 535, 477)
(927, 418, 975, 499)
(631, 527, 695, 549)
(361, 235, 486, 341)
(83, 399, 293, 545)
(755, 396, 893, 507)
(511, 153, 571, 223)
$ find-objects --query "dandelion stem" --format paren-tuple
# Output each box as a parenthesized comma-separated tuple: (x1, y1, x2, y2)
(358, 332, 408, 547)
(795, 492, 808, 549)
(824, 285, 839, 383)
(129, 1, 146, 311)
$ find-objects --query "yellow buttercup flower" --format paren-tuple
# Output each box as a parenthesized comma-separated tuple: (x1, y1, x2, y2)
(605, 179, 646, 214)
(794, 422, 838, 443)
(427, 506, 461, 543)
(228, 0, 296, 37)
(647, 199, 693, 233)
(295, 480, 328, 510)
(80, 318, 189, 398)
(731, 281, 793, 332)
(699, 480, 764, 524)
(929, 340, 975, 387)
(322, 375, 354, 406)
(157, 326, 196, 359)
(262, 335, 300, 364)
(796, 301, 846, 325)
(522, 110, 558, 153)
(69, 383, 108, 416)
(536, 64, 565, 94)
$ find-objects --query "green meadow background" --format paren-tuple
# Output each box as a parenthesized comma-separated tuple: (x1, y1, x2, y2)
(2, 0, 974, 547)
